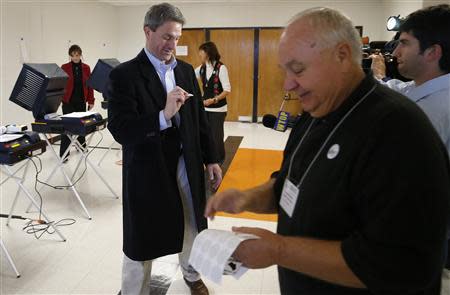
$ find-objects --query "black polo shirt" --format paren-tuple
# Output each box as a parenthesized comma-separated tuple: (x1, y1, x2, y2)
(274, 74, 450, 294)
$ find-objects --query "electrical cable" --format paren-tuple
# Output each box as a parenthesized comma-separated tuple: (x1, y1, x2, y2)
(29, 131, 103, 190)
(21, 155, 77, 239)
(5, 132, 104, 239)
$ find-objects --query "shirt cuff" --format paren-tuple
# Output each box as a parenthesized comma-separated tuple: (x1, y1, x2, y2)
(159, 110, 172, 131)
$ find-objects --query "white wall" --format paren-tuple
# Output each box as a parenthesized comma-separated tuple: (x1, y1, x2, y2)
(0, 1, 118, 125)
(116, 0, 450, 61)
(116, 0, 386, 61)
(2, 0, 447, 126)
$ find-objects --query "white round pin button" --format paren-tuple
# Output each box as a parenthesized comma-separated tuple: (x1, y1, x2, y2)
(327, 144, 340, 159)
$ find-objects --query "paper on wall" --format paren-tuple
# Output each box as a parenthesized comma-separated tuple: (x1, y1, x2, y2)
(20, 38, 29, 63)
(176, 45, 188, 56)
(188, 229, 259, 284)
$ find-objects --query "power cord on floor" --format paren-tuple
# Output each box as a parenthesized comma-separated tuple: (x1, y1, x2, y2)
(7, 132, 104, 239)
(0, 213, 75, 240)
(29, 131, 104, 190)
(20, 154, 77, 239)
(0, 213, 27, 220)
(22, 218, 75, 240)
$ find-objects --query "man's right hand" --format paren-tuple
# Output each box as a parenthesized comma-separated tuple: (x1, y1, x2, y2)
(204, 189, 248, 219)
(163, 86, 191, 120)
(370, 53, 387, 80)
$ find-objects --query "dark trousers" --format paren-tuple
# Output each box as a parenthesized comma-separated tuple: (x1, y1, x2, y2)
(206, 111, 226, 163)
(60, 100, 86, 158)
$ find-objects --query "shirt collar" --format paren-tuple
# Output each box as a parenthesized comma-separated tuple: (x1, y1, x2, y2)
(205, 61, 215, 68)
(319, 72, 377, 125)
(144, 47, 177, 74)
(408, 73, 450, 102)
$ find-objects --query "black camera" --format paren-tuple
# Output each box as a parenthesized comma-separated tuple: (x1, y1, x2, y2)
(362, 39, 409, 81)
(361, 40, 401, 78)
(361, 17, 409, 81)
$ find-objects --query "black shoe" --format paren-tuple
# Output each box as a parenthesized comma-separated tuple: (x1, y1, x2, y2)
(183, 278, 209, 295)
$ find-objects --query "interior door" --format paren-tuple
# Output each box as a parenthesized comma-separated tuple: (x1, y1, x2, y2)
(176, 29, 205, 68)
(257, 28, 302, 119)
(210, 29, 254, 121)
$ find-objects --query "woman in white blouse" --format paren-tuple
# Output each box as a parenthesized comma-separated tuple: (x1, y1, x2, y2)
(195, 42, 231, 164)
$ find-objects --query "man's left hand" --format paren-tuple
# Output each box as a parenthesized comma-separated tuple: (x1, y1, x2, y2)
(207, 163, 222, 191)
(232, 227, 282, 269)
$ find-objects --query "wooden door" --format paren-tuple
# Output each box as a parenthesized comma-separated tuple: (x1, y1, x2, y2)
(210, 29, 254, 121)
(257, 28, 302, 118)
(176, 29, 205, 68)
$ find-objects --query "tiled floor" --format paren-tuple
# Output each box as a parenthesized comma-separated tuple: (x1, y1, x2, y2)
(0, 122, 290, 294)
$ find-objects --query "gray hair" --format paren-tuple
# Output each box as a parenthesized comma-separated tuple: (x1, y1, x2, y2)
(288, 7, 362, 64)
(144, 2, 185, 31)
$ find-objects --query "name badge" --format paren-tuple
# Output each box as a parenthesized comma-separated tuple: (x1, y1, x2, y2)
(280, 179, 299, 218)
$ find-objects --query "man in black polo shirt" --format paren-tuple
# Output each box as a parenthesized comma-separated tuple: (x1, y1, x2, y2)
(205, 7, 450, 295)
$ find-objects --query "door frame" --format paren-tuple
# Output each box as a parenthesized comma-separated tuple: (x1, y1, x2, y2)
(184, 25, 363, 122)
(184, 26, 282, 122)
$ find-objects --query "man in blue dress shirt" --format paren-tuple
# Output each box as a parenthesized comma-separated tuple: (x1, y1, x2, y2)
(371, 5, 450, 294)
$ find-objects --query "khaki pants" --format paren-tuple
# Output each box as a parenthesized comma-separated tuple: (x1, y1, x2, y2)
(121, 156, 200, 295)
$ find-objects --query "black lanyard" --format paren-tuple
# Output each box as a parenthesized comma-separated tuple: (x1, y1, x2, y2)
(286, 84, 377, 188)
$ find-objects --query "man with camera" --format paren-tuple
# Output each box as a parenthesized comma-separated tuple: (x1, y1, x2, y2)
(371, 4, 450, 153)
(371, 4, 450, 294)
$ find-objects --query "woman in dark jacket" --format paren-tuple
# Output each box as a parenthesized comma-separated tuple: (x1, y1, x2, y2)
(60, 44, 95, 160)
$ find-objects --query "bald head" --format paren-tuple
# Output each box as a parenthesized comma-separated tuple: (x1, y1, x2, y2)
(280, 18, 319, 52)
(285, 7, 362, 65)
(277, 7, 365, 118)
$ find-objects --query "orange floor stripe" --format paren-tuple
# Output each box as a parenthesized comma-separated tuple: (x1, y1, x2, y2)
(216, 148, 283, 222)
